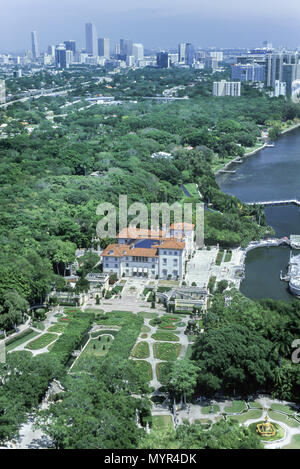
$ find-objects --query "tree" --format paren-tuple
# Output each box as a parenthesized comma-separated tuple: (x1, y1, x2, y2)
(191, 324, 275, 395)
(166, 359, 198, 406)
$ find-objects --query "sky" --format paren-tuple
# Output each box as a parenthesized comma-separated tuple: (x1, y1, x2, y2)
(1, 0, 300, 53)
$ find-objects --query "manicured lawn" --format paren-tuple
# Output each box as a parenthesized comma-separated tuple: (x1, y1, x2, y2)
(152, 415, 174, 431)
(32, 321, 45, 331)
(283, 434, 300, 449)
(72, 335, 114, 372)
(96, 311, 134, 327)
(131, 360, 153, 381)
(137, 312, 159, 319)
(224, 400, 247, 414)
(140, 333, 148, 339)
(151, 331, 179, 342)
(268, 410, 300, 428)
(5, 329, 40, 352)
(25, 333, 58, 350)
(84, 309, 104, 314)
(194, 419, 213, 428)
(229, 410, 263, 424)
(224, 251, 232, 262)
(156, 362, 172, 385)
(90, 330, 119, 338)
(207, 276, 216, 291)
(154, 342, 182, 361)
(215, 250, 224, 266)
(270, 403, 296, 416)
(141, 325, 151, 332)
(48, 324, 67, 333)
(150, 316, 181, 330)
(248, 401, 263, 409)
(201, 404, 220, 414)
(131, 341, 150, 359)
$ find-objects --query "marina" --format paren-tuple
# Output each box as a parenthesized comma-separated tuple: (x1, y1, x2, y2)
(280, 252, 300, 297)
(217, 126, 300, 301)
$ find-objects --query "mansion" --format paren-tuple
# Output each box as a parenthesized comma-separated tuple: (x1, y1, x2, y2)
(102, 223, 195, 280)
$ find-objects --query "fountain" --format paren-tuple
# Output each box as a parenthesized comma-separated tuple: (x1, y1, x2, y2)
(256, 417, 276, 437)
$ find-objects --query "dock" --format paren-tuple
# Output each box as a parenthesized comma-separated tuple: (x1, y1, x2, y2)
(246, 199, 300, 207)
(218, 169, 236, 174)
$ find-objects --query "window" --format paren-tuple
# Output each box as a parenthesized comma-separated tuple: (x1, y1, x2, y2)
(152, 264, 155, 269)
(126, 263, 129, 267)
(173, 259, 178, 266)
(115, 264, 118, 268)
(163, 258, 167, 265)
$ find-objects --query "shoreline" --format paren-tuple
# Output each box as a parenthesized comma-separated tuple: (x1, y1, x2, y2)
(214, 121, 300, 176)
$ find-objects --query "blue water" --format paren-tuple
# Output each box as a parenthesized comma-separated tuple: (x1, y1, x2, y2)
(217, 128, 300, 301)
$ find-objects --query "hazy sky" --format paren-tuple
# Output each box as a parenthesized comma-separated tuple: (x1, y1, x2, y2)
(1, 0, 300, 53)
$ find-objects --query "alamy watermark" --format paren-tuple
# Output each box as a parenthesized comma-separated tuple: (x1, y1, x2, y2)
(95, 195, 204, 247)
(0, 340, 5, 364)
(291, 339, 300, 364)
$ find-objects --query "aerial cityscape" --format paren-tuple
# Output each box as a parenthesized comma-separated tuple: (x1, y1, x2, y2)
(1, 0, 300, 455)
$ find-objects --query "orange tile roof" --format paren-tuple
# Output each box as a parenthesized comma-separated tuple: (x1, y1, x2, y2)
(102, 244, 158, 258)
(158, 240, 185, 250)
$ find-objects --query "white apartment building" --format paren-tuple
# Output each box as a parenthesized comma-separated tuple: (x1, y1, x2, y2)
(132, 43, 144, 63)
(0, 80, 6, 104)
(213, 80, 241, 97)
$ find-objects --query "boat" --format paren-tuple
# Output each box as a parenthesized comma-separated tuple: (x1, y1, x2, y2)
(265, 142, 275, 147)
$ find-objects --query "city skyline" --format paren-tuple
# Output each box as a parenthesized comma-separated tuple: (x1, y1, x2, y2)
(1, 0, 300, 53)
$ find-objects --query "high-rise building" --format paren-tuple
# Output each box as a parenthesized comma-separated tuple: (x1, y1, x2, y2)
(282, 63, 300, 95)
(205, 57, 218, 70)
(274, 80, 286, 97)
(119, 39, 133, 57)
(178, 43, 194, 66)
(132, 43, 144, 63)
(55, 44, 68, 68)
(178, 43, 186, 64)
(0, 80, 6, 104)
(210, 51, 223, 62)
(98, 38, 110, 59)
(31, 31, 39, 59)
(186, 43, 195, 66)
(157, 52, 169, 68)
(265, 53, 299, 88)
(231, 63, 265, 82)
(85, 22, 98, 56)
(64, 40, 76, 54)
(213, 80, 241, 97)
(47, 45, 55, 57)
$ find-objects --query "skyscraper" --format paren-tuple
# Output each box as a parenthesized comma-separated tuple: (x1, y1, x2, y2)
(0, 80, 5, 104)
(64, 40, 76, 54)
(98, 38, 110, 59)
(85, 22, 98, 56)
(119, 39, 133, 57)
(178, 43, 186, 64)
(132, 44, 144, 63)
(157, 52, 169, 68)
(47, 45, 55, 57)
(178, 43, 194, 66)
(186, 43, 195, 66)
(55, 44, 68, 68)
(31, 31, 39, 59)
